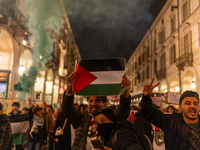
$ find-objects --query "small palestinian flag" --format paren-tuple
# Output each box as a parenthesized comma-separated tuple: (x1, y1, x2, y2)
(9, 114, 29, 145)
(73, 58, 126, 96)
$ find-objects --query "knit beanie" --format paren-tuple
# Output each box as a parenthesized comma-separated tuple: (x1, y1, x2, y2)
(95, 109, 116, 122)
(179, 90, 199, 104)
(12, 102, 20, 108)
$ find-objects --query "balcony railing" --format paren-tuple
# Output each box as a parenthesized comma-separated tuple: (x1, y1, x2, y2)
(0, 0, 28, 30)
(156, 68, 166, 80)
(176, 53, 193, 70)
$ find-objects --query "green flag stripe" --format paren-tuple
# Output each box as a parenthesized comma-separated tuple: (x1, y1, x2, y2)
(12, 132, 27, 145)
(75, 84, 125, 96)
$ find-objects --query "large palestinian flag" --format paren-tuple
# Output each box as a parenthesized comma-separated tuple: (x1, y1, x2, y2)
(9, 114, 29, 145)
(73, 58, 126, 96)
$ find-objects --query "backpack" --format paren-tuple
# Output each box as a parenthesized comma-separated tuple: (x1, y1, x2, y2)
(111, 129, 153, 150)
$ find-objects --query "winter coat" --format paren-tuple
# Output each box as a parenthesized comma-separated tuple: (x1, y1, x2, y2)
(24, 107, 47, 147)
(8, 110, 22, 117)
(42, 111, 52, 134)
(0, 114, 12, 150)
(106, 120, 144, 150)
(141, 95, 200, 150)
(61, 93, 131, 150)
(132, 109, 153, 143)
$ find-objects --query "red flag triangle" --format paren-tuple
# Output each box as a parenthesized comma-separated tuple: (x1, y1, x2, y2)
(73, 63, 97, 93)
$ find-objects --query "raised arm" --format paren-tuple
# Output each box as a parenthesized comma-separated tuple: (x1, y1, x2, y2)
(61, 71, 81, 129)
(141, 77, 170, 129)
(114, 74, 131, 120)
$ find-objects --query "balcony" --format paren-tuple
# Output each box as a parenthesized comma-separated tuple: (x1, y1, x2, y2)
(156, 68, 166, 80)
(176, 53, 193, 71)
(0, 0, 28, 43)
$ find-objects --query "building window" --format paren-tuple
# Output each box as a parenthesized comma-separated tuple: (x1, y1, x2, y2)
(142, 52, 145, 63)
(139, 56, 141, 65)
(146, 66, 149, 79)
(171, 15, 176, 34)
(184, 32, 191, 54)
(170, 44, 176, 64)
(132, 64, 134, 74)
(142, 70, 145, 82)
(153, 39, 157, 51)
(146, 46, 149, 58)
(159, 28, 165, 44)
(135, 62, 137, 70)
(135, 77, 137, 86)
(154, 59, 157, 74)
(182, 0, 190, 22)
(160, 53, 166, 70)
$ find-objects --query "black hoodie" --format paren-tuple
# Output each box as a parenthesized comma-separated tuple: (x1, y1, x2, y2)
(0, 114, 12, 150)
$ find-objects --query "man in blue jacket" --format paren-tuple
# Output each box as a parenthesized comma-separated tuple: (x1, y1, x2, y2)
(141, 77, 200, 150)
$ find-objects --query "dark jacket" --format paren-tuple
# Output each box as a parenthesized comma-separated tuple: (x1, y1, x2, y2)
(24, 107, 47, 147)
(55, 113, 71, 150)
(0, 114, 12, 150)
(132, 109, 153, 143)
(9, 110, 22, 117)
(141, 95, 200, 150)
(106, 120, 144, 150)
(61, 93, 131, 150)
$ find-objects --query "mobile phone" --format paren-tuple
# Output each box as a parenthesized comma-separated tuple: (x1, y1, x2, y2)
(91, 139, 104, 149)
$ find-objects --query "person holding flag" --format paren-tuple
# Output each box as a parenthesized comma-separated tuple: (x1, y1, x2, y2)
(61, 69, 131, 150)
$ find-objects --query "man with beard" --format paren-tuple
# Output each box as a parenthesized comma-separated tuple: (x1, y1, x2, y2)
(61, 71, 131, 150)
(141, 77, 200, 150)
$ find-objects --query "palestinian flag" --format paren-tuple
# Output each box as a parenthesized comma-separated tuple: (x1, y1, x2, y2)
(9, 114, 29, 145)
(73, 58, 126, 96)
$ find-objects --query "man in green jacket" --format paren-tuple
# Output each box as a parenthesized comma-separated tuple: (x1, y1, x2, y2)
(61, 71, 131, 150)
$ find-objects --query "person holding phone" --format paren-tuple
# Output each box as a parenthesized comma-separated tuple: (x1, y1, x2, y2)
(141, 77, 200, 150)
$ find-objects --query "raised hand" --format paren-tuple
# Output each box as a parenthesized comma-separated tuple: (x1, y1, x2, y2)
(121, 74, 131, 98)
(65, 71, 76, 87)
(121, 74, 131, 91)
(65, 71, 76, 94)
(143, 77, 160, 96)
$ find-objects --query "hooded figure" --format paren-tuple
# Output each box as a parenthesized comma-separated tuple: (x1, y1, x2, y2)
(95, 109, 144, 150)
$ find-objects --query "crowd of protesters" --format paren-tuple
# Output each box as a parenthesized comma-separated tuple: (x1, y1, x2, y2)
(0, 74, 200, 150)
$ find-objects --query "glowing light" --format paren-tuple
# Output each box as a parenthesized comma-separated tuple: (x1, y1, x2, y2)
(190, 81, 196, 90)
(37, 76, 40, 81)
(23, 40, 27, 45)
(164, 89, 168, 93)
(0, 52, 2, 61)
(53, 85, 56, 89)
(18, 66, 25, 75)
(45, 81, 49, 85)
(39, 55, 42, 59)
(175, 86, 180, 92)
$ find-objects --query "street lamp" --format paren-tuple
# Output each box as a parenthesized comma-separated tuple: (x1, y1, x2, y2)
(190, 81, 196, 90)
(0, 52, 2, 61)
(175, 85, 180, 92)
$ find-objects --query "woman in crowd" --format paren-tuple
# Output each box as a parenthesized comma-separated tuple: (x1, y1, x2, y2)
(25, 106, 47, 150)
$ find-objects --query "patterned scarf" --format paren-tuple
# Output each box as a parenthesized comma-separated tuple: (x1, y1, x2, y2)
(88, 113, 97, 138)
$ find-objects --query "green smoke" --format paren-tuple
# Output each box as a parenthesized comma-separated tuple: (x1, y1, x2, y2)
(14, 66, 39, 93)
(27, 0, 65, 70)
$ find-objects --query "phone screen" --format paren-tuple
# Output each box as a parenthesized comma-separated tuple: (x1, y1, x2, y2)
(91, 139, 104, 149)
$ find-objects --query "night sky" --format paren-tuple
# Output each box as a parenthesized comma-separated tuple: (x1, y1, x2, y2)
(66, 0, 167, 61)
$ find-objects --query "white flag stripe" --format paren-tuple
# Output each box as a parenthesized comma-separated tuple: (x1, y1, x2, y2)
(11, 121, 29, 134)
(91, 71, 125, 84)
